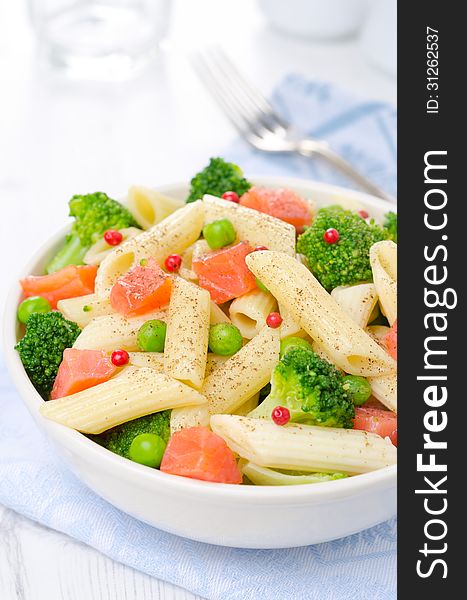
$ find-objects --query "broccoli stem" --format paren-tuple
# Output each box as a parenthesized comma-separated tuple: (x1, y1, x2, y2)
(45, 235, 89, 274)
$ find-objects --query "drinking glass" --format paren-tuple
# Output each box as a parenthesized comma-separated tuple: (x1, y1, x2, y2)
(28, 0, 172, 81)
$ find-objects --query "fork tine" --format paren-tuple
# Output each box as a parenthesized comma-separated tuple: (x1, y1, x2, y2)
(208, 47, 288, 131)
(193, 47, 287, 138)
(193, 48, 395, 202)
(192, 51, 269, 143)
(191, 53, 256, 138)
(191, 54, 247, 134)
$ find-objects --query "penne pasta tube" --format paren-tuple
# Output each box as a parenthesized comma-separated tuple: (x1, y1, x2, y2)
(210, 301, 231, 325)
(128, 352, 226, 377)
(57, 294, 114, 328)
(202, 326, 280, 414)
(278, 304, 306, 339)
(94, 200, 204, 297)
(73, 310, 166, 352)
(191, 239, 211, 261)
(370, 240, 397, 326)
(240, 462, 347, 486)
(234, 393, 260, 416)
(178, 243, 197, 282)
(229, 289, 277, 339)
(331, 283, 378, 329)
(84, 227, 142, 266)
(178, 267, 198, 283)
(203, 195, 296, 255)
(180, 244, 194, 270)
(178, 240, 212, 282)
(126, 186, 184, 229)
(211, 415, 397, 474)
(128, 352, 165, 371)
(311, 341, 343, 370)
(164, 277, 210, 389)
(120, 354, 225, 379)
(366, 325, 390, 345)
(368, 373, 397, 413)
(170, 404, 210, 434)
(204, 353, 229, 378)
(41, 368, 206, 434)
(246, 251, 396, 377)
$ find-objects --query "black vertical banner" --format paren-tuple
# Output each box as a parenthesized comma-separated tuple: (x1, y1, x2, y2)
(398, 2, 463, 596)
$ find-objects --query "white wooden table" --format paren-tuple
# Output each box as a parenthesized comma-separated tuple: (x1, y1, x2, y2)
(0, 1, 395, 598)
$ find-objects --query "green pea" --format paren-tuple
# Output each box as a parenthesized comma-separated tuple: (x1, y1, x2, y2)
(129, 433, 166, 468)
(203, 218, 236, 249)
(208, 323, 243, 356)
(342, 375, 372, 405)
(17, 296, 51, 324)
(255, 278, 269, 293)
(137, 319, 167, 352)
(280, 336, 312, 358)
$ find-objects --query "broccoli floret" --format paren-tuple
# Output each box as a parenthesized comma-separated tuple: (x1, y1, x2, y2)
(94, 411, 171, 458)
(383, 211, 397, 242)
(296, 205, 390, 291)
(15, 312, 81, 399)
(46, 192, 141, 273)
(250, 347, 355, 428)
(186, 157, 252, 203)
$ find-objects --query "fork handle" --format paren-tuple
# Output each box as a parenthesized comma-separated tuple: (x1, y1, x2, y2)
(298, 143, 396, 203)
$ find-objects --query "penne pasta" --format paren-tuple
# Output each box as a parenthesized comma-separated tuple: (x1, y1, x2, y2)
(94, 200, 205, 297)
(126, 186, 184, 229)
(368, 373, 397, 413)
(191, 239, 211, 261)
(202, 326, 280, 414)
(178, 240, 212, 282)
(211, 415, 397, 474)
(84, 227, 142, 266)
(203, 194, 296, 255)
(128, 352, 226, 377)
(73, 310, 166, 352)
(180, 244, 194, 270)
(234, 393, 260, 416)
(229, 289, 277, 339)
(311, 340, 343, 370)
(331, 283, 378, 329)
(41, 368, 207, 434)
(178, 267, 198, 283)
(246, 251, 396, 377)
(170, 404, 210, 434)
(57, 293, 114, 328)
(18, 167, 399, 490)
(366, 325, 390, 345)
(370, 240, 397, 326)
(278, 303, 306, 339)
(178, 243, 197, 282)
(123, 353, 227, 378)
(164, 277, 210, 389)
(204, 353, 229, 378)
(240, 461, 346, 486)
(128, 352, 165, 371)
(210, 301, 231, 325)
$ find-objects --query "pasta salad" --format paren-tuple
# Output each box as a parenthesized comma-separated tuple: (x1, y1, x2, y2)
(15, 158, 397, 486)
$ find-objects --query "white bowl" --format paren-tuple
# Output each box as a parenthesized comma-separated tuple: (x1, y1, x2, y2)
(257, 0, 368, 40)
(3, 177, 396, 549)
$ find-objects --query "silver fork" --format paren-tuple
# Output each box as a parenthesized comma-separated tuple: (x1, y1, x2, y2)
(192, 47, 395, 203)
